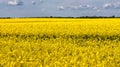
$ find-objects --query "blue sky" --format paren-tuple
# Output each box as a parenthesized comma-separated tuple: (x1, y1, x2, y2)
(0, 0, 120, 17)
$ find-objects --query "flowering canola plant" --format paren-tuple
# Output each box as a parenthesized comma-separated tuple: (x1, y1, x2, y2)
(0, 18, 120, 67)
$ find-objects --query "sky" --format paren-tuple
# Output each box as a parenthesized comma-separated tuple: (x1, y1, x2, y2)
(0, 0, 120, 17)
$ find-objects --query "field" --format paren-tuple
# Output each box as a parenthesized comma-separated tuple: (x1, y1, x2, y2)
(0, 18, 120, 67)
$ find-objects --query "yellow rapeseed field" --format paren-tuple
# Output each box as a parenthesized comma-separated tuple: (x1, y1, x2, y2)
(0, 18, 120, 67)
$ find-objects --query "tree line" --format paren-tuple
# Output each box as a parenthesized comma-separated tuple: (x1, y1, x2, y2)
(0, 15, 118, 19)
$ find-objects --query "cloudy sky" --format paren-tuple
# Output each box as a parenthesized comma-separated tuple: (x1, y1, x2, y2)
(0, 0, 120, 17)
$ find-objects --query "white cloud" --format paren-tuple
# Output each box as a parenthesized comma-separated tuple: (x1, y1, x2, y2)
(67, 4, 97, 10)
(8, 0, 23, 6)
(39, 0, 43, 3)
(114, 2, 120, 8)
(41, 8, 46, 12)
(67, 5, 78, 10)
(31, 0, 43, 5)
(103, 3, 114, 9)
(57, 6, 65, 10)
(32, 1, 36, 5)
(103, 2, 120, 9)
(57, 4, 99, 12)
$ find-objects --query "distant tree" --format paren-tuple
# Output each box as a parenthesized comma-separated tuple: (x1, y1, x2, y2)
(112, 15, 115, 18)
(50, 16, 53, 18)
